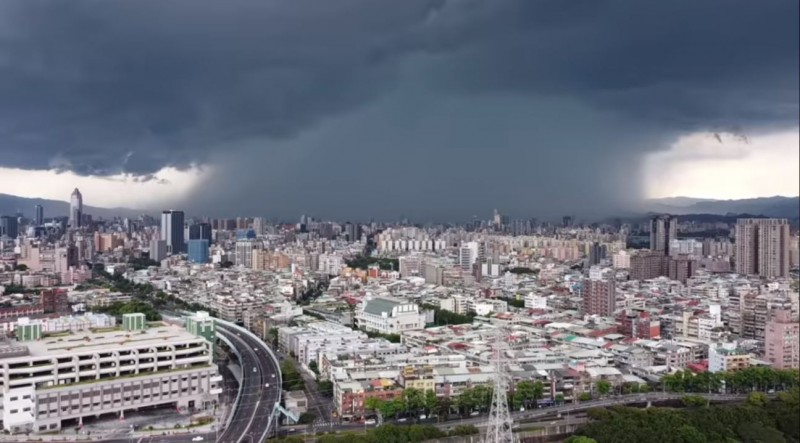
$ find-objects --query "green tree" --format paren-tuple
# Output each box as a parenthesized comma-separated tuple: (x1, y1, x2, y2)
(298, 412, 316, 424)
(513, 381, 534, 409)
(578, 392, 592, 402)
(555, 393, 565, 405)
(596, 380, 612, 397)
(746, 392, 769, 407)
(565, 437, 598, 443)
(423, 389, 438, 416)
(403, 388, 425, 415)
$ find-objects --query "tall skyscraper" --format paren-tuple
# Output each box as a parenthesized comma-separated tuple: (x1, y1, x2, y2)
(235, 239, 257, 267)
(34, 204, 44, 226)
(0, 215, 19, 239)
(735, 218, 791, 278)
(650, 215, 677, 255)
(69, 188, 83, 228)
(161, 210, 186, 255)
(189, 222, 213, 244)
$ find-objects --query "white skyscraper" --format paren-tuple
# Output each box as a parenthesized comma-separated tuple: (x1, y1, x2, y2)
(69, 188, 83, 228)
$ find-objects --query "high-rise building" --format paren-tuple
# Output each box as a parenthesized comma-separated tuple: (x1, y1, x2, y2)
(69, 188, 83, 228)
(650, 215, 677, 255)
(0, 216, 18, 239)
(189, 222, 212, 244)
(765, 309, 799, 369)
(582, 273, 616, 317)
(235, 239, 257, 268)
(587, 242, 607, 266)
(252, 217, 266, 236)
(187, 239, 210, 264)
(150, 238, 167, 262)
(629, 251, 669, 281)
(562, 216, 573, 228)
(34, 205, 44, 226)
(735, 218, 791, 278)
(161, 210, 186, 254)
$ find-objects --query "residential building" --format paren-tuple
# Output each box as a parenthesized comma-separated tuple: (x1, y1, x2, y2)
(735, 218, 791, 278)
(650, 215, 677, 255)
(765, 309, 799, 369)
(583, 273, 615, 317)
(709, 344, 751, 373)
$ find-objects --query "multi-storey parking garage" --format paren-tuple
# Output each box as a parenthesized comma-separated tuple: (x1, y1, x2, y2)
(0, 314, 222, 434)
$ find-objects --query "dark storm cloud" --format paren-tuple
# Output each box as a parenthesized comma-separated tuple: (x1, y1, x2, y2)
(0, 0, 797, 218)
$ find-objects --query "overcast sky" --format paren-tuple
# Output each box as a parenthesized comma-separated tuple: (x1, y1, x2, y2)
(0, 0, 797, 220)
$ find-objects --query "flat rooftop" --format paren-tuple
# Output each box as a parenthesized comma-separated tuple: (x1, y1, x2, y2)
(4, 322, 204, 360)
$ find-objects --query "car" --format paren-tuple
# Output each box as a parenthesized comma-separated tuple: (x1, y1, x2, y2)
(253, 367, 258, 372)
(364, 419, 376, 425)
(265, 383, 270, 388)
(271, 374, 276, 378)
(192, 437, 204, 442)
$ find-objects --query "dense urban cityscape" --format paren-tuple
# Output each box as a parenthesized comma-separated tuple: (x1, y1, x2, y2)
(0, 189, 798, 442)
(1, 1, 798, 442)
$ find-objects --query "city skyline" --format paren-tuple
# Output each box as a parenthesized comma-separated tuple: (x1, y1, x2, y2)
(0, 1, 797, 219)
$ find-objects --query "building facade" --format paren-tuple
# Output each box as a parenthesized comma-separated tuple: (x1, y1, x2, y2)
(735, 218, 791, 278)
(0, 317, 220, 434)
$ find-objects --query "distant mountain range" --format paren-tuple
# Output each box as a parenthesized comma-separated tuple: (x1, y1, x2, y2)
(643, 196, 799, 219)
(1, 192, 798, 221)
(0, 193, 150, 220)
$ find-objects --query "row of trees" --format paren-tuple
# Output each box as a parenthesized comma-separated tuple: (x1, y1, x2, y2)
(276, 423, 478, 443)
(364, 388, 440, 420)
(359, 367, 799, 422)
(419, 304, 475, 326)
(572, 388, 800, 443)
(660, 367, 800, 394)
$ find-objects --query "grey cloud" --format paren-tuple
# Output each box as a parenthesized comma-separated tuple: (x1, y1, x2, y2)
(0, 0, 797, 218)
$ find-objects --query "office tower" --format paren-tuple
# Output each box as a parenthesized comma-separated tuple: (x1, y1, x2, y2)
(650, 214, 677, 255)
(735, 218, 791, 278)
(161, 210, 186, 254)
(34, 205, 44, 226)
(187, 239, 210, 264)
(69, 188, 83, 228)
(0, 216, 18, 239)
(629, 251, 669, 281)
(562, 216, 573, 228)
(587, 242, 607, 266)
(458, 242, 480, 271)
(583, 273, 616, 316)
(765, 309, 799, 369)
(150, 238, 167, 262)
(344, 222, 360, 242)
(189, 222, 213, 244)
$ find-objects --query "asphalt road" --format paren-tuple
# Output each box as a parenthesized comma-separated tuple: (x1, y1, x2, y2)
(215, 325, 281, 443)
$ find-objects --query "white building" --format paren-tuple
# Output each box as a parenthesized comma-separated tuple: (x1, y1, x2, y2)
(0, 318, 220, 434)
(357, 297, 426, 335)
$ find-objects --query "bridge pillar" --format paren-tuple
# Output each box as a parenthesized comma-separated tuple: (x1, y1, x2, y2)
(646, 401, 651, 408)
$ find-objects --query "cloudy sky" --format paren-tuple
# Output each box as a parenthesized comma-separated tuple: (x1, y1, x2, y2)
(0, 0, 797, 220)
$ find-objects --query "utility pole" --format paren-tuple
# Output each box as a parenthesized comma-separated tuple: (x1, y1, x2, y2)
(483, 330, 515, 443)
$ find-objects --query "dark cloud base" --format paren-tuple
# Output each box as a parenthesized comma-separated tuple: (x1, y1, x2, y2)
(0, 0, 797, 219)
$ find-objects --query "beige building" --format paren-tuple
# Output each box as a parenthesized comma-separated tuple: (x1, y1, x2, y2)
(735, 218, 791, 278)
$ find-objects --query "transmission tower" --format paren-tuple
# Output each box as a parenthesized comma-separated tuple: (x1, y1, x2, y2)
(483, 330, 516, 443)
